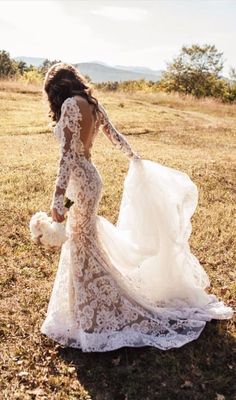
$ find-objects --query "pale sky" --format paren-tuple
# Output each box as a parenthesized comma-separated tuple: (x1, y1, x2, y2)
(0, 0, 235, 73)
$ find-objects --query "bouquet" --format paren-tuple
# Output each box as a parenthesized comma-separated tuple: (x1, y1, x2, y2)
(29, 197, 74, 248)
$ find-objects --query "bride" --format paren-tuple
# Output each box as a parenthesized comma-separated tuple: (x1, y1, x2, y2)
(40, 63, 233, 352)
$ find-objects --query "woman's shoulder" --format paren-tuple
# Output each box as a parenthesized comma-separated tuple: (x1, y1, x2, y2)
(63, 95, 95, 111)
(61, 96, 83, 116)
(61, 96, 105, 125)
(61, 96, 78, 108)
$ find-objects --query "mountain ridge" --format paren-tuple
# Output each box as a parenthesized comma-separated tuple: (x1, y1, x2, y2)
(14, 56, 163, 83)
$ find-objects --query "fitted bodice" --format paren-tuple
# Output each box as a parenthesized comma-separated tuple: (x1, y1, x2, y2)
(51, 95, 136, 216)
(54, 95, 102, 161)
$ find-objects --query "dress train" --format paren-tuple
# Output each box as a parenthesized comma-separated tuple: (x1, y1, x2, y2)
(41, 158, 233, 352)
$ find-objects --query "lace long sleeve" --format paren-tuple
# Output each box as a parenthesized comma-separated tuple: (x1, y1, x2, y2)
(51, 97, 82, 216)
(98, 103, 139, 159)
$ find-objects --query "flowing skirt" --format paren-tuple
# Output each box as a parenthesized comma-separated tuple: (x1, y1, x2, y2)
(40, 158, 233, 351)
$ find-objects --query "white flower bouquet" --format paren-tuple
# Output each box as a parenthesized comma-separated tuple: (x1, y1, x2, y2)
(29, 197, 74, 248)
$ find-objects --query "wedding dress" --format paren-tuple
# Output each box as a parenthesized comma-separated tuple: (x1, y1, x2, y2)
(40, 95, 233, 352)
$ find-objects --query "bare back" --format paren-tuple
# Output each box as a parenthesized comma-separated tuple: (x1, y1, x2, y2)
(73, 95, 101, 159)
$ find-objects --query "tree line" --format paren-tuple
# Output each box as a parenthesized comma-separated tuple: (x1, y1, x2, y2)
(0, 51, 62, 83)
(1, 45, 236, 102)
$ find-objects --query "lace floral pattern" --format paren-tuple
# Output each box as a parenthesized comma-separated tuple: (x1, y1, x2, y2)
(41, 96, 233, 352)
(51, 98, 137, 216)
(51, 97, 83, 215)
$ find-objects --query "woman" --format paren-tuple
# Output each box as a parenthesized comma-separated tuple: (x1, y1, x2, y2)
(40, 63, 233, 352)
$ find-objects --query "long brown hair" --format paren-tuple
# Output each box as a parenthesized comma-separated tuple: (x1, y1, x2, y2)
(43, 62, 100, 123)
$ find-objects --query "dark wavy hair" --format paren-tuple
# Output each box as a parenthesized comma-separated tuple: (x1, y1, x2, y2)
(43, 62, 101, 123)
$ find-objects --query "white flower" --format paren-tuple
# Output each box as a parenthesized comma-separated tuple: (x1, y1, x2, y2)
(29, 211, 68, 248)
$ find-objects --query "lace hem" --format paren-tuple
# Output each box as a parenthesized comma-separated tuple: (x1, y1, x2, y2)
(40, 321, 206, 352)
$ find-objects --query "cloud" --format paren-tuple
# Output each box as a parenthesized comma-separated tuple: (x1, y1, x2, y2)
(91, 6, 148, 22)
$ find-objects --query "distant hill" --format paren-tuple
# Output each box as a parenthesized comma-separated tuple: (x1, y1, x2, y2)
(74, 62, 162, 83)
(15, 56, 46, 68)
(115, 65, 163, 75)
(14, 57, 163, 83)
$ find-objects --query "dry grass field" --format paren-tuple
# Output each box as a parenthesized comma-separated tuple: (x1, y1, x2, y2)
(0, 80, 235, 400)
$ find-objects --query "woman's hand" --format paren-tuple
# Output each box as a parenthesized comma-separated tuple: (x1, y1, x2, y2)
(51, 207, 65, 223)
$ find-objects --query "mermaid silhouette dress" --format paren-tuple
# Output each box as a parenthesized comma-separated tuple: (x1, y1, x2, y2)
(40, 96, 233, 351)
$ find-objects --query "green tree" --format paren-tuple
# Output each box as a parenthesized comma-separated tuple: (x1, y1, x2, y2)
(40, 58, 62, 74)
(0, 50, 18, 77)
(160, 44, 225, 98)
(229, 67, 236, 84)
(16, 60, 28, 75)
(226, 67, 236, 101)
(84, 74, 92, 83)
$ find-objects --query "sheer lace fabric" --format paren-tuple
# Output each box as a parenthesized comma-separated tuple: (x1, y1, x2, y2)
(40, 96, 233, 352)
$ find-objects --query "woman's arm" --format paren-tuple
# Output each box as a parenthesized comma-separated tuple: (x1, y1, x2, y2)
(51, 97, 82, 222)
(98, 103, 141, 159)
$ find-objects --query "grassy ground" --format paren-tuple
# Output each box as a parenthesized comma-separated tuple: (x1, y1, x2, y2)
(0, 81, 235, 400)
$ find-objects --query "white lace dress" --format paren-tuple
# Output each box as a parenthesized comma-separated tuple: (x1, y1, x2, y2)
(40, 96, 233, 352)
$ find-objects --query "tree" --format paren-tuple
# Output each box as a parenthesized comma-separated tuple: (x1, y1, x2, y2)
(0, 50, 30, 77)
(16, 61, 28, 75)
(159, 44, 225, 98)
(0, 50, 18, 77)
(229, 67, 236, 84)
(226, 67, 236, 101)
(84, 74, 92, 83)
(40, 58, 62, 74)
